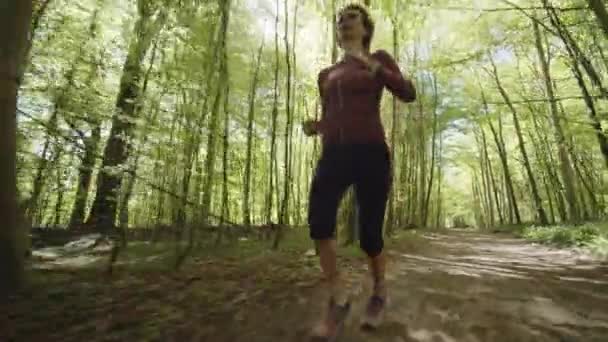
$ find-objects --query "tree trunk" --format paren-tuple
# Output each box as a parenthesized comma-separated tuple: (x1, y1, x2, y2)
(544, 2, 607, 97)
(568, 48, 608, 167)
(435, 132, 443, 228)
(386, 16, 399, 234)
(423, 76, 438, 227)
(484, 127, 503, 225)
(25, 111, 57, 219)
(588, 0, 608, 38)
(489, 58, 548, 225)
(220, 81, 231, 225)
(533, 20, 580, 222)
(0, 0, 32, 293)
(87, 2, 167, 230)
(52, 149, 65, 226)
(216, 80, 231, 244)
(266, 0, 281, 225)
(69, 123, 101, 228)
(481, 89, 521, 224)
(279, 0, 292, 227)
(200, 0, 231, 226)
(243, 39, 265, 227)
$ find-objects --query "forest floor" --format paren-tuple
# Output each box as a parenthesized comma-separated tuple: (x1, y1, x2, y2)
(2, 229, 608, 342)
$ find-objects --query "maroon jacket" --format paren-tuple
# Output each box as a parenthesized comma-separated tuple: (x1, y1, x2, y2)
(314, 49, 416, 146)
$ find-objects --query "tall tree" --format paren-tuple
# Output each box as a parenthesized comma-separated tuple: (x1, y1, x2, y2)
(242, 39, 265, 227)
(533, 20, 579, 222)
(266, 0, 281, 224)
(488, 57, 548, 225)
(200, 0, 231, 225)
(1, 0, 32, 293)
(87, 0, 167, 230)
(279, 0, 293, 226)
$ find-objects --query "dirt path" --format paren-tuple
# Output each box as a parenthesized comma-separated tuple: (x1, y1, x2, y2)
(4, 230, 608, 341)
(246, 231, 608, 342)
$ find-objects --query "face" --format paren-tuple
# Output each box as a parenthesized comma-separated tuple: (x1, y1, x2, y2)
(337, 8, 367, 48)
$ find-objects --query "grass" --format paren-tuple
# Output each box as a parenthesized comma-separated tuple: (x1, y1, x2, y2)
(520, 222, 608, 258)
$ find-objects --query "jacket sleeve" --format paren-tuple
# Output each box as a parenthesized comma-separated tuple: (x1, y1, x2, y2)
(374, 50, 416, 103)
(313, 69, 329, 134)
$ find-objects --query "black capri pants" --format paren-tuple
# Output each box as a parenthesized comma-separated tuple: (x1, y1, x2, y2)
(308, 143, 392, 258)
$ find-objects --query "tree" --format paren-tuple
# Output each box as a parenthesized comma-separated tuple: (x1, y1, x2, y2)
(1, 0, 32, 293)
(533, 20, 579, 222)
(488, 56, 548, 225)
(588, 0, 608, 38)
(87, 0, 167, 231)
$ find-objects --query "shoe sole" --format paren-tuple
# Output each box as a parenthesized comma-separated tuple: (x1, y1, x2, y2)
(360, 297, 388, 331)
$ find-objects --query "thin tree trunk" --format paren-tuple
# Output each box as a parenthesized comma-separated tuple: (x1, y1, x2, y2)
(481, 89, 521, 224)
(266, 0, 280, 224)
(53, 149, 65, 226)
(69, 123, 100, 228)
(279, 0, 292, 227)
(201, 2, 230, 225)
(489, 57, 548, 225)
(386, 16, 399, 234)
(217, 80, 231, 244)
(543, 2, 607, 97)
(533, 20, 579, 222)
(484, 127, 503, 225)
(568, 49, 608, 166)
(25, 111, 57, 219)
(423, 76, 438, 227)
(435, 132, 443, 228)
(243, 40, 264, 226)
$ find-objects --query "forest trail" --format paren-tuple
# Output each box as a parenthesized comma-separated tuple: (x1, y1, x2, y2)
(4, 230, 608, 342)
(257, 231, 608, 342)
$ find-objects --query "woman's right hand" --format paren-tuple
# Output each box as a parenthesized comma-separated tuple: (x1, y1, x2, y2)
(302, 120, 319, 137)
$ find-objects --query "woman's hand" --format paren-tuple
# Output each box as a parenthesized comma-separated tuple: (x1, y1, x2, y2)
(303, 120, 319, 137)
(347, 51, 382, 75)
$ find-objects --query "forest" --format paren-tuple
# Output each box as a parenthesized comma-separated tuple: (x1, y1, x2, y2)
(2, 0, 608, 341)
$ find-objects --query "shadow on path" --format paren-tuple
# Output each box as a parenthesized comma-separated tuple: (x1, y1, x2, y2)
(269, 231, 608, 342)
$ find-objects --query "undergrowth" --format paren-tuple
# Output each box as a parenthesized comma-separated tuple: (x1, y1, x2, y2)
(521, 222, 608, 258)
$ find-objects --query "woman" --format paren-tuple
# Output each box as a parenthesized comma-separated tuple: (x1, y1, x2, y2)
(303, 3, 416, 339)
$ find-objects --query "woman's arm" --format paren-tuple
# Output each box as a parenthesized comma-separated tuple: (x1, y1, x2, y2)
(373, 50, 416, 103)
(311, 69, 330, 134)
(305, 69, 329, 136)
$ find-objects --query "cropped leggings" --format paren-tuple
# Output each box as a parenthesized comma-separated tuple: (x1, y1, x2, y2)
(308, 143, 392, 258)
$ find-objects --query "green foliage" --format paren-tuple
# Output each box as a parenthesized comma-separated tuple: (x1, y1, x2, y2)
(522, 223, 608, 251)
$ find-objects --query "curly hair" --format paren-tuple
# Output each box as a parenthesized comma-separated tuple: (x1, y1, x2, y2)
(338, 3, 375, 50)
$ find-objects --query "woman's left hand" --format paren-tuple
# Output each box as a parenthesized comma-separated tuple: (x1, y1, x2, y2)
(349, 51, 382, 75)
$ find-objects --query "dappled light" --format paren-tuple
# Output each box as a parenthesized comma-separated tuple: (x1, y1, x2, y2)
(2, 0, 608, 341)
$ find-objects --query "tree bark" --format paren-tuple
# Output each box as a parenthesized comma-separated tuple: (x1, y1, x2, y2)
(489, 57, 548, 225)
(481, 89, 521, 224)
(588, 0, 608, 38)
(386, 16, 399, 234)
(0, 0, 32, 293)
(200, 0, 230, 225)
(69, 123, 100, 228)
(279, 0, 292, 227)
(266, 0, 281, 224)
(423, 76, 438, 227)
(87, 1, 167, 230)
(533, 21, 580, 222)
(242, 37, 265, 227)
